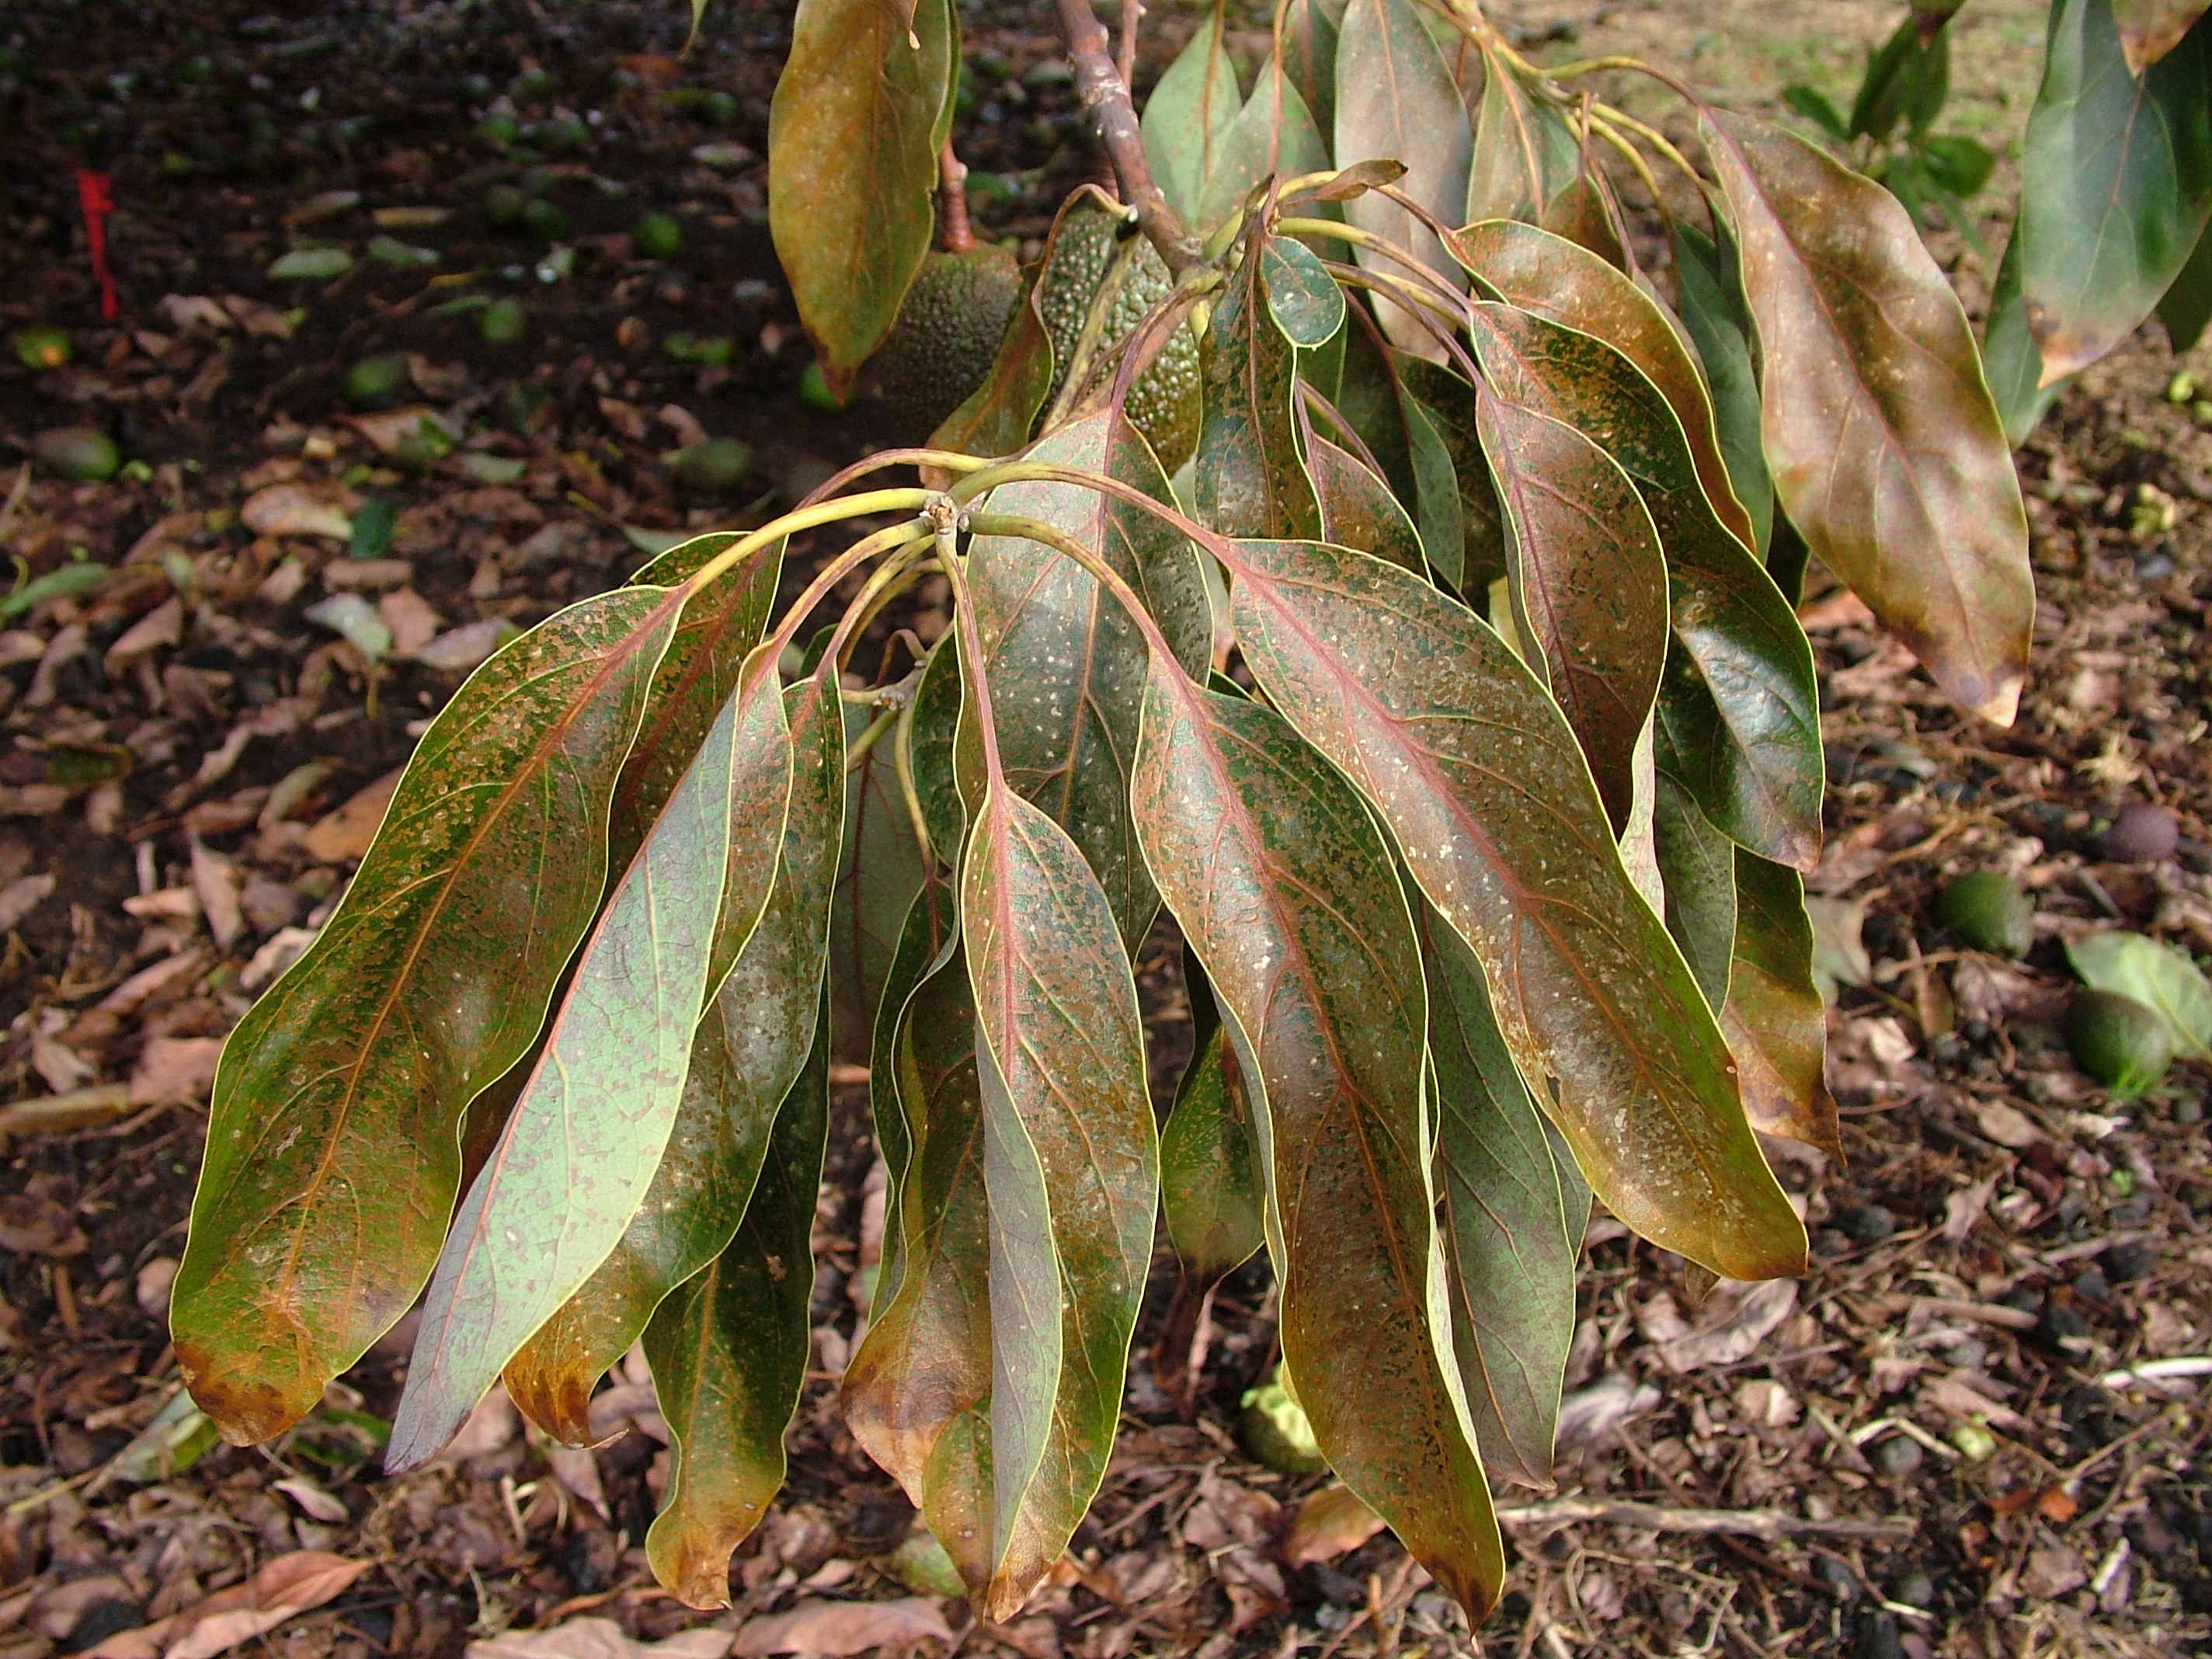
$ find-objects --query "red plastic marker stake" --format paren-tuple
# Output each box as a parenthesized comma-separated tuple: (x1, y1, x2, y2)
(77, 169, 118, 322)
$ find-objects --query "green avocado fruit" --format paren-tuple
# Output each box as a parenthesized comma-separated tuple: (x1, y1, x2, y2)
(871, 244, 1025, 440)
(1935, 870, 2034, 958)
(31, 426, 121, 483)
(15, 328, 71, 370)
(479, 298, 527, 346)
(632, 211, 683, 261)
(798, 360, 848, 414)
(343, 353, 412, 409)
(670, 436, 753, 496)
(1037, 204, 1201, 471)
(520, 197, 570, 243)
(2068, 988, 2172, 1098)
(1239, 1372, 1327, 1475)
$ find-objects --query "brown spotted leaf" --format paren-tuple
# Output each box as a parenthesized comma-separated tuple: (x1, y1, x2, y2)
(1197, 224, 1322, 541)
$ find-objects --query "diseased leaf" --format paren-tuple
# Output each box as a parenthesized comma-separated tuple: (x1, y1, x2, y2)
(1132, 663, 1503, 1619)
(1423, 899, 1588, 1492)
(1159, 951, 1264, 1285)
(968, 409, 1212, 948)
(1391, 355, 1508, 596)
(1448, 219, 1755, 551)
(1668, 217, 1775, 554)
(1334, 317, 1469, 587)
(505, 673, 844, 1445)
(1473, 384, 1668, 833)
(1654, 777, 1738, 1012)
(387, 651, 796, 1469)
(1197, 224, 1323, 540)
(175, 588, 683, 1443)
(1539, 166, 1629, 270)
(1141, 6, 1243, 230)
(1334, 0, 1472, 355)
(643, 999, 830, 1609)
(1702, 109, 2033, 725)
(1309, 436, 1427, 575)
(2019, 0, 2212, 381)
(962, 773, 1155, 1618)
(829, 697, 928, 1061)
(1219, 537, 1806, 1282)
(1263, 233, 1346, 350)
(907, 638, 966, 868)
(769, 0, 955, 392)
(2114, 0, 2212, 71)
(1721, 850, 1838, 1156)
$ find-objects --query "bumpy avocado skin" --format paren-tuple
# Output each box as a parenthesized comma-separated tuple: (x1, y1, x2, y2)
(874, 245, 1025, 440)
(2067, 988, 2172, 1098)
(1037, 206, 1200, 472)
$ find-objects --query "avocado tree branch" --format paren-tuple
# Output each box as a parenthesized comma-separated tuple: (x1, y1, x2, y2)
(1054, 0, 1202, 272)
(938, 138, 976, 255)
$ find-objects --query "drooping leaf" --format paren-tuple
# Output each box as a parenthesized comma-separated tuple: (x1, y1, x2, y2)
(1390, 355, 1508, 596)
(1473, 384, 1668, 832)
(1448, 219, 1755, 550)
(1141, 5, 1243, 231)
(1668, 217, 1775, 553)
(504, 672, 843, 1445)
(828, 696, 929, 1061)
(2019, 0, 2212, 383)
(1278, 0, 1342, 137)
(931, 283, 1054, 464)
(2159, 215, 2212, 349)
(1197, 224, 1323, 540)
(2114, 0, 2212, 71)
(1217, 537, 1807, 1282)
(2067, 930, 2212, 1060)
(1701, 108, 2033, 724)
(1421, 899, 1588, 1492)
(1159, 951, 1264, 1285)
(643, 999, 830, 1608)
(1334, 0, 1472, 355)
(868, 875, 958, 1314)
(961, 771, 1155, 1618)
(1132, 663, 1503, 1619)
(768, 0, 955, 393)
(1335, 315, 1467, 586)
(1461, 301, 1822, 870)
(1982, 227, 2069, 446)
(1538, 166, 1628, 270)
(1196, 59, 1334, 238)
(387, 649, 796, 1469)
(968, 409, 1212, 948)
(1309, 436, 1427, 575)
(841, 946, 994, 1594)
(1653, 776, 1738, 1012)
(174, 588, 684, 1443)
(1465, 47, 1579, 225)
(906, 637, 966, 867)
(1720, 851, 1838, 1156)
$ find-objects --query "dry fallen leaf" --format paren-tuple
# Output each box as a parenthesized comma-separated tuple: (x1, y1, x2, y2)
(302, 768, 405, 862)
(471, 1622, 729, 1659)
(87, 1551, 374, 1659)
(0, 871, 54, 932)
(1973, 1101, 2042, 1151)
(732, 1598, 953, 1658)
(240, 482, 356, 541)
(1640, 1278, 1799, 1373)
(1280, 1483, 1386, 1566)
(129, 1037, 223, 1106)
(0, 1195, 88, 1256)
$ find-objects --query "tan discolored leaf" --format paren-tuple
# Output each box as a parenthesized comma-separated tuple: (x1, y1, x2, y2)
(2114, 1, 2211, 72)
(1721, 850, 1838, 1156)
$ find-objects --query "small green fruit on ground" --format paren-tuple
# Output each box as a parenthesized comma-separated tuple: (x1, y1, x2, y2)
(520, 198, 569, 243)
(32, 427, 120, 482)
(2068, 989, 2172, 1097)
(1240, 1372, 1327, 1474)
(670, 436, 753, 495)
(798, 360, 848, 413)
(15, 328, 70, 370)
(1936, 870, 2034, 958)
(481, 183, 530, 231)
(479, 298, 527, 346)
(632, 211, 683, 260)
(872, 243, 1024, 439)
(343, 354, 412, 409)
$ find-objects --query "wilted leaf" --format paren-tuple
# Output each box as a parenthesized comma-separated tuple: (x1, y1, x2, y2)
(1702, 110, 2033, 724)
(644, 1002, 830, 1607)
(1466, 47, 1580, 227)
(1278, 0, 1340, 137)
(1219, 537, 1805, 1282)
(388, 649, 796, 1469)
(1424, 901, 1589, 1491)
(1132, 666, 1503, 1619)
(175, 590, 685, 1442)
(506, 672, 843, 1445)
(828, 697, 928, 1059)
(864, 877, 958, 1314)
(1196, 59, 1333, 237)
(1722, 851, 1839, 1156)
(1159, 951, 1264, 1285)
(471, 1621, 730, 1659)
(732, 1599, 952, 1659)
(2019, 0, 2212, 381)
(1197, 224, 1323, 541)
(767, 0, 955, 392)
(2067, 930, 2212, 1059)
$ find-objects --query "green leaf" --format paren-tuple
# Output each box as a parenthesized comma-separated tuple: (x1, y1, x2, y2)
(1263, 234, 1346, 350)
(1849, 12, 1949, 141)
(2113, 0, 2212, 71)
(1447, 219, 1756, 551)
(1781, 84, 1849, 140)
(969, 409, 1212, 948)
(1132, 663, 1503, 1620)
(1668, 217, 1775, 555)
(1721, 850, 1838, 1156)
(768, 0, 955, 393)
(1918, 133, 1996, 197)
(1653, 777, 1737, 1011)
(643, 995, 830, 1609)
(1335, 0, 1471, 354)
(387, 649, 797, 1469)
(961, 774, 1155, 1618)
(1195, 59, 1334, 238)
(867, 875, 959, 1314)
(1423, 899, 1589, 1492)
(1473, 384, 1667, 833)
(1390, 354, 1508, 596)
(2019, 0, 2212, 383)
(1159, 950, 1265, 1285)
(842, 943, 993, 1594)
(1309, 436, 1427, 576)
(1537, 168, 1628, 270)
(2158, 203, 2212, 350)
(1701, 109, 2033, 725)
(930, 281, 1054, 462)
(1218, 537, 1807, 1282)
(907, 638, 967, 867)
(1333, 319, 1472, 589)
(175, 588, 686, 1443)
(1983, 227, 2069, 444)
(1466, 47, 1580, 225)
(1278, 0, 1342, 137)
(1197, 224, 1323, 540)
(504, 671, 844, 1445)
(829, 697, 930, 1059)
(1141, 5, 1243, 230)
(2067, 930, 2212, 1061)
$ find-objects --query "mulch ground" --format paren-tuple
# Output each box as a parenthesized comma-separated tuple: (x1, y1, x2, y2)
(1, 3, 2210, 1657)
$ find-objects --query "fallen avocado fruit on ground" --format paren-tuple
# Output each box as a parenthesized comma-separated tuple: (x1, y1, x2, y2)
(31, 426, 121, 482)
(2068, 988, 2172, 1098)
(1936, 870, 2035, 958)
